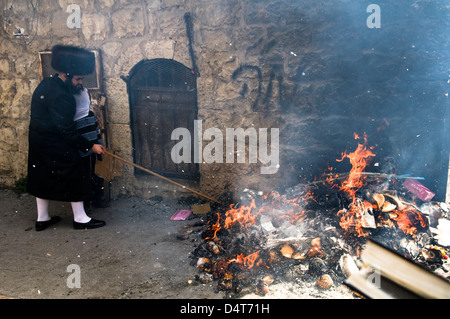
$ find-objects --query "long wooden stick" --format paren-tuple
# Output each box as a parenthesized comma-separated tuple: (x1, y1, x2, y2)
(309, 172, 424, 185)
(104, 150, 223, 205)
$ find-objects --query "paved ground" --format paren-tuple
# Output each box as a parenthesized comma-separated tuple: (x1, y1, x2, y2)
(0, 188, 356, 300)
(0, 189, 218, 299)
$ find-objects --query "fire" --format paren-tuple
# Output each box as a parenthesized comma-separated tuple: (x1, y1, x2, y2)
(336, 132, 376, 199)
(391, 204, 429, 237)
(206, 189, 313, 240)
(207, 212, 222, 240)
(330, 133, 376, 237)
(228, 251, 260, 269)
(206, 199, 263, 240)
(328, 133, 430, 239)
(224, 199, 263, 229)
(337, 199, 374, 237)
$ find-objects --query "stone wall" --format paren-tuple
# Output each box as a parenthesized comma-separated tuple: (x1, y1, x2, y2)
(0, 0, 449, 202)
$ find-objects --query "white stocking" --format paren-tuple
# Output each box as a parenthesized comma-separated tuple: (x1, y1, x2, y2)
(36, 197, 50, 222)
(71, 201, 91, 223)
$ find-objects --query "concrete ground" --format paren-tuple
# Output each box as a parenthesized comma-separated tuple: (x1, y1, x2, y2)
(0, 188, 356, 301)
(0, 189, 218, 299)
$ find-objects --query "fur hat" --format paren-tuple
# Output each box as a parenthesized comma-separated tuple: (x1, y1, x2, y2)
(51, 45, 95, 75)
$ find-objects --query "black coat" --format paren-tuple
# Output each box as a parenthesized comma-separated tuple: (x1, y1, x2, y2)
(27, 75, 95, 202)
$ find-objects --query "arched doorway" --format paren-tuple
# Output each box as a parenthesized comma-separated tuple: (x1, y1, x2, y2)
(124, 58, 199, 180)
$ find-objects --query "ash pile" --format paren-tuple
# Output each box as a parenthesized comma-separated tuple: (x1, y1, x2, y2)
(188, 183, 449, 298)
(187, 135, 450, 299)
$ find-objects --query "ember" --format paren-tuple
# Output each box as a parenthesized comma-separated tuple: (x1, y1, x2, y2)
(229, 251, 260, 269)
(391, 204, 429, 237)
(188, 133, 449, 298)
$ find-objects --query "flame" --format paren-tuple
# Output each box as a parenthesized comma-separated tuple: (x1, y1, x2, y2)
(325, 165, 340, 188)
(229, 251, 260, 269)
(337, 199, 374, 237)
(206, 199, 263, 240)
(391, 204, 429, 237)
(224, 199, 263, 229)
(330, 133, 376, 237)
(207, 212, 222, 240)
(206, 188, 315, 240)
(336, 132, 376, 199)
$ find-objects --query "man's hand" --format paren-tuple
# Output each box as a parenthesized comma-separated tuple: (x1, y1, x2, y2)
(91, 144, 106, 155)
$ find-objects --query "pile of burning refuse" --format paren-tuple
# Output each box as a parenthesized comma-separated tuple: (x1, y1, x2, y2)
(188, 133, 450, 298)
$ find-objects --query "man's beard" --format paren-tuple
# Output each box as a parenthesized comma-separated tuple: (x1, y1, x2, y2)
(66, 79, 83, 95)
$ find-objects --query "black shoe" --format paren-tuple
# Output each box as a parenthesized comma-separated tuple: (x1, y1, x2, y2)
(73, 218, 106, 230)
(35, 216, 61, 231)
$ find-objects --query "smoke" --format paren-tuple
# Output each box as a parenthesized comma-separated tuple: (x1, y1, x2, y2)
(264, 0, 450, 200)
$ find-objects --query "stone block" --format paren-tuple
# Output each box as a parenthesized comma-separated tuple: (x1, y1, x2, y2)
(82, 13, 109, 41)
(115, 43, 144, 75)
(58, 0, 93, 10)
(36, 15, 53, 38)
(0, 153, 12, 174)
(1, 79, 32, 120)
(103, 78, 129, 124)
(0, 59, 10, 74)
(14, 54, 38, 76)
(111, 7, 145, 38)
(51, 11, 79, 38)
(194, 1, 239, 28)
(0, 79, 17, 107)
(199, 28, 233, 52)
(108, 123, 133, 155)
(0, 127, 18, 152)
(10, 151, 28, 178)
(156, 8, 185, 38)
(98, 0, 116, 8)
(102, 42, 123, 58)
(142, 40, 176, 60)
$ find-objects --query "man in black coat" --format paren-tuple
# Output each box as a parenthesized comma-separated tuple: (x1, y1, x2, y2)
(27, 45, 106, 231)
